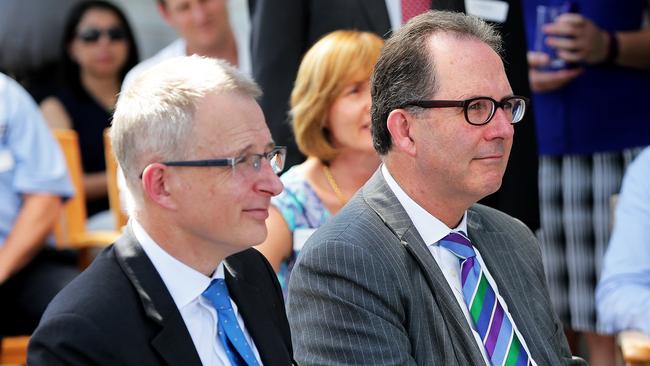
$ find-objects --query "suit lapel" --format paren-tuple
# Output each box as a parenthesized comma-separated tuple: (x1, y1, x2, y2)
(353, 0, 467, 39)
(224, 259, 292, 366)
(114, 227, 202, 366)
(363, 170, 485, 365)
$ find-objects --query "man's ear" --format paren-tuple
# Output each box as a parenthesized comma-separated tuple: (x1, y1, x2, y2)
(386, 109, 417, 157)
(141, 163, 178, 210)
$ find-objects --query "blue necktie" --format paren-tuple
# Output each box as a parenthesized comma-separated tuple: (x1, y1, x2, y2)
(202, 279, 260, 366)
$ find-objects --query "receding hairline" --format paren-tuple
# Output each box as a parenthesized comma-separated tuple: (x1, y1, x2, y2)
(424, 29, 504, 72)
(429, 28, 501, 51)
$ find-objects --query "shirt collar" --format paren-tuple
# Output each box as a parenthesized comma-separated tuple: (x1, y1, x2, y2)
(131, 219, 223, 309)
(381, 164, 468, 245)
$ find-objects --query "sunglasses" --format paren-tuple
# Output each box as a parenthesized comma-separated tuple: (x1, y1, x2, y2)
(77, 27, 126, 43)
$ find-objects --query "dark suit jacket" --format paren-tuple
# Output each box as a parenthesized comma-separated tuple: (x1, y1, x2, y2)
(28, 227, 294, 366)
(251, 0, 539, 230)
(287, 170, 584, 365)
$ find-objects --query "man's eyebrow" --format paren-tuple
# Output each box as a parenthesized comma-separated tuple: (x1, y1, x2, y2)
(232, 144, 255, 157)
(458, 94, 517, 100)
(232, 142, 277, 156)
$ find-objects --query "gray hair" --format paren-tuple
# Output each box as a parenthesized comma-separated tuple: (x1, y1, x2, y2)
(371, 10, 503, 155)
(111, 55, 261, 204)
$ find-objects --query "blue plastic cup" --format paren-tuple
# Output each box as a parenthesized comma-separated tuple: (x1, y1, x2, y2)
(533, 3, 574, 71)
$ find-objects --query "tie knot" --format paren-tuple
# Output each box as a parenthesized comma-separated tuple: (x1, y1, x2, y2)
(202, 278, 232, 310)
(438, 231, 476, 260)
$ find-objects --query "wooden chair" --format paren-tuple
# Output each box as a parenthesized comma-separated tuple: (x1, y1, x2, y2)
(52, 128, 121, 259)
(103, 128, 128, 230)
(618, 331, 650, 366)
(0, 335, 29, 365)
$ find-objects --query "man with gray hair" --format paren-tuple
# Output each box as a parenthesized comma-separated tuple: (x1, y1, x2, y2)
(288, 11, 584, 365)
(28, 55, 294, 366)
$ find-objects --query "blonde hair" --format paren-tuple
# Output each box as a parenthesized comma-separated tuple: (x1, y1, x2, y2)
(291, 30, 384, 162)
(111, 55, 261, 206)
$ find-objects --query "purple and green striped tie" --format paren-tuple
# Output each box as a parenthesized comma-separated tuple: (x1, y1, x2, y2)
(439, 232, 531, 366)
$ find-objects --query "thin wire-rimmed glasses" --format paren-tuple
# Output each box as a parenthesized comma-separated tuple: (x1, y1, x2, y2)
(398, 96, 530, 126)
(152, 146, 286, 177)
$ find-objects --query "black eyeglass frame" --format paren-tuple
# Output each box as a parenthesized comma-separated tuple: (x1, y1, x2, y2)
(160, 146, 287, 174)
(77, 27, 127, 43)
(397, 95, 530, 126)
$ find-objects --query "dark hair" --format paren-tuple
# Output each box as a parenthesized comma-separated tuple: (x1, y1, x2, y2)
(61, 0, 139, 93)
(370, 10, 502, 155)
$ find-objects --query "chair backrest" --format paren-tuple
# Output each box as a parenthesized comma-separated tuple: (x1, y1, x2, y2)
(103, 128, 128, 230)
(0, 335, 29, 365)
(617, 330, 650, 365)
(52, 128, 87, 248)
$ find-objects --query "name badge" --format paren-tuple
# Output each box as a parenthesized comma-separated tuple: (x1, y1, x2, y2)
(0, 149, 14, 172)
(465, 0, 509, 23)
(293, 228, 317, 251)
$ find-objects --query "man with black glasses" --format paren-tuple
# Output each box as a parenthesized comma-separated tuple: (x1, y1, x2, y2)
(28, 55, 294, 366)
(287, 11, 584, 366)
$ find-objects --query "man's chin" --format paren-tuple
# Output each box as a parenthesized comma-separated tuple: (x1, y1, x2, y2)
(479, 178, 504, 198)
(243, 225, 268, 247)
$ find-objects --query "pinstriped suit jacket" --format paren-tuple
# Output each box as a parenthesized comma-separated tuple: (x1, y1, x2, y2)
(287, 170, 585, 365)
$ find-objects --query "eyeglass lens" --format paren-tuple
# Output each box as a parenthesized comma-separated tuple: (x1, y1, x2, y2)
(269, 149, 285, 173)
(467, 97, 526, 124)
(244, 149, 285, 174)
(78, 27, 126, 43)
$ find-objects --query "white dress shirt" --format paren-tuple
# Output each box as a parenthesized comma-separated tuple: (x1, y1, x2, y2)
(381, 165, 536, 365)
(132, 219, 263, 366)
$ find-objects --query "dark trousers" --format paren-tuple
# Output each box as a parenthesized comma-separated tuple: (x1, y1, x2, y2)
(0, 247, 78, 336)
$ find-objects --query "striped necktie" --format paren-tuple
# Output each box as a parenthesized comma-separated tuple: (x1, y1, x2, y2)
(203, 279, 260, 366)
(439, 232, 531, 366)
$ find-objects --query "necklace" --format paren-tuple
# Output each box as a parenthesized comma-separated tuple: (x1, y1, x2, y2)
(322, 165, 347, 205)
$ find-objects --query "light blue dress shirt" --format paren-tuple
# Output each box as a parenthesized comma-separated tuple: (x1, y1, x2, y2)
(0, 73, 74, 246)
(597, 147, 650, 335)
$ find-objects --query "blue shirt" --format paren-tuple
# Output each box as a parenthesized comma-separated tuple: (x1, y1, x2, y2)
(0, 73, 74, 246)
(523, 0, 650, 155)
(596, 147, 650, 335)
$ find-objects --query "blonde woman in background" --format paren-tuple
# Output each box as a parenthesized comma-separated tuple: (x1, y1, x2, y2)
(256, 30, 383, 295)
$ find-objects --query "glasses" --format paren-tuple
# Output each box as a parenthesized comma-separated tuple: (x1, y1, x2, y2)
(77, 27, 127, 43)
(398, 96, 529, 126)
(160, 146, 287, 176)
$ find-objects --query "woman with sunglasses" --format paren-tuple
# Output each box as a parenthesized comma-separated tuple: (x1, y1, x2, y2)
(41, 0, 138, 225)
(255, 30, 383, 296)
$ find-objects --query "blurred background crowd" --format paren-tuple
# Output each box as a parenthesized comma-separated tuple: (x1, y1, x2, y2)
(0, 0, 649, 365)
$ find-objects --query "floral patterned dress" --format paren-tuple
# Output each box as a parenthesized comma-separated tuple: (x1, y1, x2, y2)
(271, 166, 331, 297)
